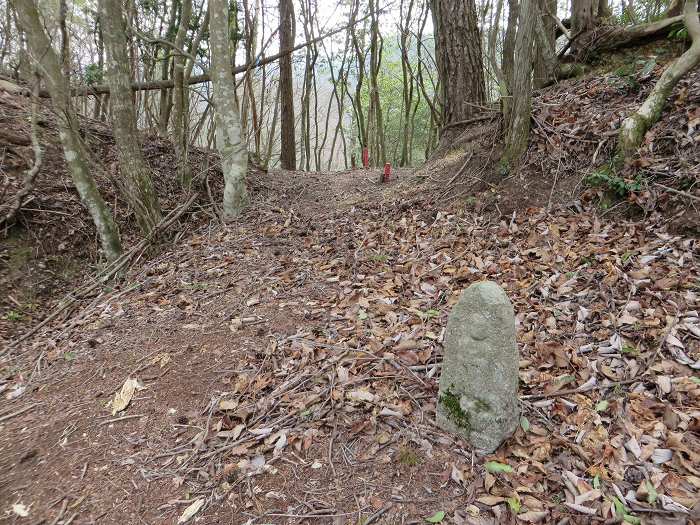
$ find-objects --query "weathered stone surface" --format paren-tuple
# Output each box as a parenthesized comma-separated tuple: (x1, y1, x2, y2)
(437, 281, 520, 453)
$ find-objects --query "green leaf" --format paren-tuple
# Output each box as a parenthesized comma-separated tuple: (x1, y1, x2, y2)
(520, 416, 530, 433)
(612, 496, 627, 516)
(506, 497, 521, 513)
(485, 461, 513, 474)
(690, 377, 700, 384)
(645, 481, 658, 504)
(425, 511, 445, 523)
(623, 514, 641, 525)
(595, 400, 609, 412)
(357, 309, 368, 320)
(592, 475, 600, 489)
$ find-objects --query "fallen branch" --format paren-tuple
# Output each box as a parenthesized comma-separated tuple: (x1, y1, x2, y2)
(69, 11, 381, 97)
(654, 182, 700, 202)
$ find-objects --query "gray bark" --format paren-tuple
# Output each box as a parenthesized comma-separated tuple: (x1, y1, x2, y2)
(209, 0, 249, 219)
(502, 0, 536, 165)
(11, 0, 122, 261)
(99, 0, 162, 236)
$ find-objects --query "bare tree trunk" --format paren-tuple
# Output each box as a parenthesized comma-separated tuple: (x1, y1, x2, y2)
(431, 0, 486, 129)
(171, 0, 192, 187)
(367, 0, 385, 167)
(572, 0, 597, 33)
(533, 0, 557, 88)
(399, 0, 415, 167)
(92, 18, 105, 119)
(349, 0, 368, 153)
(502, 0, 536, 166)
(279, 0, 296, 170)
(58, 0, 70, 78)
(99, 0, 162, 236)
(12, 0, 122, 261)
(209, 0, 248, 219)
(158, 0, 179, 134)
(503, 0, 518, 92)
(619, 0, 699, 158)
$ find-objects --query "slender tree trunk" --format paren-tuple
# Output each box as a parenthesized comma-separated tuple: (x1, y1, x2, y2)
(279, 0, 296, 170)
(368, 0, 385, 167)
(399, 0, 415, 167)
(209, 0, 249, 219)
(92, 19, 105, 119)
(503, 0, 518, 93)
(99, 0, 163, 236)
(59, 0, 70, 78)
(158, 0, 179, 134)
(171, 0, 192, 187)
(431, 0, 486, 130)
(12, 0, 121, 261)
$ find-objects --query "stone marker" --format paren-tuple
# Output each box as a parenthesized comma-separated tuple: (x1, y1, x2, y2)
(437, 281, 520, 453)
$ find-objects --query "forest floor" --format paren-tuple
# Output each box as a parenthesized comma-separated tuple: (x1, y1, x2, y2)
(1, 167, 699, 525)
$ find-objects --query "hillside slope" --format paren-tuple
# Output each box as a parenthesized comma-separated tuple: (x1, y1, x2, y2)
(415, 46, 699, 229)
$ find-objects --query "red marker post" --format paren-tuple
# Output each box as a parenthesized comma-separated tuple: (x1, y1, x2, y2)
(382, 162, 391, 183)
(362, 147, 369, 169)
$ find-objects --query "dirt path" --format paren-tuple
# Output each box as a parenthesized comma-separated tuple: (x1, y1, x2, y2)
(1, 169, 698, 524)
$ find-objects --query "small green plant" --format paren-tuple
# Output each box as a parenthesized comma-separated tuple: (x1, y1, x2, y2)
(586, 165, 644, 197)
(421, 308, 440, 320)
(669, 27, 688, 40)
(3, 310, 23, 321)
(369, 253, 388, 263)
(497, 159, 510, 177)
(621, 344, 639, 356)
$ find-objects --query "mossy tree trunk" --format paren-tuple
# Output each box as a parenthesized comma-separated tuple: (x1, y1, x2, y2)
(99, 0, 163, 237)
(618, 0, 699, 158)
(209, 0, 249, 220)
(12, 0, 122, 262)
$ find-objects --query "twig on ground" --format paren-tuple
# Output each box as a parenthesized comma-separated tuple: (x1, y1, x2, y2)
(98, 414, 146, 426)
(0, 402, 41, 423)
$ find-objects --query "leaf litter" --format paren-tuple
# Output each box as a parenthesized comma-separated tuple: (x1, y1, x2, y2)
(1, 168, 698, 524)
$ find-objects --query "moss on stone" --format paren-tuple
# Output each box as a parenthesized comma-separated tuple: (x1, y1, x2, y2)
(439, 388, 471, 432)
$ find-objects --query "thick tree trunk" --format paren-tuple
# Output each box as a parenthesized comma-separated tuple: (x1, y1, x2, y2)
(12, 0, 121, 261)
(431, 0, 486, 128)
(503, 0, 518, 92)
(279, 0, 296, 170)
(618, 0, 700, 158)
(502, 0, 536, 166)
(572, 0, 597, 33)
(99, 0, 162, 236)
(534, 0, 557, 88)
(209, 0, 249, 219)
